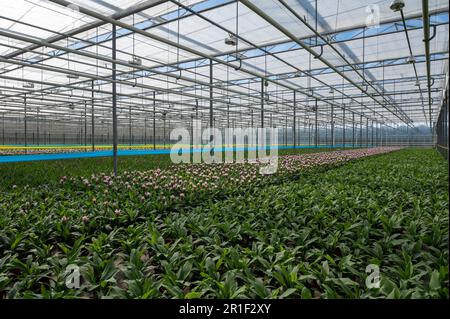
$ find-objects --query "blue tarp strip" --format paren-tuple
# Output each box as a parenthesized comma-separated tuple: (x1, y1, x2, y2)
(0, 144, 359, 163)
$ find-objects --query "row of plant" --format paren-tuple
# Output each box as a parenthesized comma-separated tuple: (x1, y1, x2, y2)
(58, 147, 402, 202)
(0, 147, 336, 191)
(1, 148, 447, 298)
(0, 148, 138, 156)
(0, 145, 172, 156)
(0, 143, 308, 156)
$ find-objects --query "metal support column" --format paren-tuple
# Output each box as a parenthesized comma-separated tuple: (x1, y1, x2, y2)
(371, 121, 374, 147)
(91, 80, 95, 151)
(376, 122, 379, 146)
(409, 125, 412, 146)
(308, 121, 311, 146)
(1, 114, 4, 146)
(36, 107, 40, 146)
(144, 117, 147, 146)
(314, 99, 318, 147)
(24, 95, 27, 152)
(84, 101, 87, 150)
(342, 107, 346, 148)
(331, 104, 334, 148)
(285, 116, 288, 146)
(359, 115, 363, 147)
(129, 105, 132, 149)
(293, 91, 296, 148)
(352, 112, 355, 148)
(153, 91, 156, 150)
(261, 78, 264, 128)
(366, 117, 369, 148)
(227, 103, 230, 128)
(209, 59, 213, 129)
(112, 24, 118, 176)
(163, 113, 166, 148)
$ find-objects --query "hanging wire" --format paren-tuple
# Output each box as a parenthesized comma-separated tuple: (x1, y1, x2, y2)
(235, 1, 239, 60)
(307, 48, 311, 109)
(334, 0, 340, 32)
(21, 53, 24, 84)
(67, 37, 70, 77)
(132, 14, 136, 58)
(342, 65, 345, 142)
(95, 26, 99, 91)
(382, 60, 385, 108)
(131, 14, 138, 87)
(176, 5, 181, 80)
(362, 26, 366, 90)
(226, 61, 230, 129)
(41, 46, 44, 100)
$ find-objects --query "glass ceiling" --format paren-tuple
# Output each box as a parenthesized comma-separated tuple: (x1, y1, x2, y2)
(0, 0, 448, 131)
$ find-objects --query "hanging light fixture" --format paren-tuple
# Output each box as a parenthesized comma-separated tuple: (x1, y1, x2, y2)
(23, 82, 34, 88)
(227, 3, 241, 50)
(406, 55, 416, 64)
(390, 0, 405, 12)
(66, 74, 79, 79)
(225, 33, 237, 46)
(128, 56, 142, 66)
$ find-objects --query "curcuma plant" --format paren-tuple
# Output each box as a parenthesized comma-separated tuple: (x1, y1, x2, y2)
(0, 148, 448, 299)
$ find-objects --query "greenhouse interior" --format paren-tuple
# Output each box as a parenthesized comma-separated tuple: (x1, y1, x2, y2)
(0, 0, 448, 302)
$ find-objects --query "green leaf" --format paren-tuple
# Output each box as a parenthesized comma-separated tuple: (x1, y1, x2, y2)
(10, 233, 24, 250)
(280, 288, 297, 298)
(184, 291, 202, 299)
(301, 287, 312, 299)
(429, 270, 441, 290)
(381, 277, 396, 296)
(177, 261, 192, 282)
(337, 278, 359, 286)
(251, 278, 269, 298)
(101, 260, 118, 282)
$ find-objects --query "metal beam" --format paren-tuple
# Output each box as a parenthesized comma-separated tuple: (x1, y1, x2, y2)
(2, 0, 168, 60)
(45, 0, 379, 126)
(254, 0, 411, 125)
